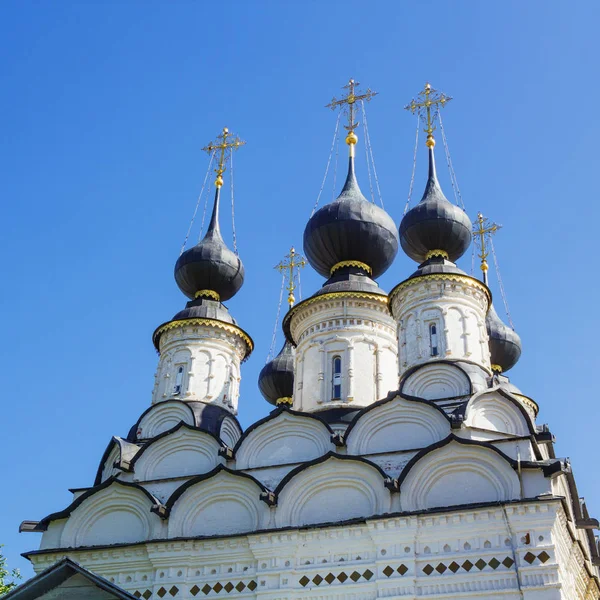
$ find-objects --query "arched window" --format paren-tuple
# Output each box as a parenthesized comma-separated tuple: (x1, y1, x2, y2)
(174, 366, 184, 395)
(430, 323, 439, 357)
(332, 356, 342, 399)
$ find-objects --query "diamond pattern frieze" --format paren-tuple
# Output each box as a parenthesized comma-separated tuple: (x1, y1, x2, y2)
(196, 580, 258, 595)
(419, 556, 522, 576)
(298, 568, 379, 587)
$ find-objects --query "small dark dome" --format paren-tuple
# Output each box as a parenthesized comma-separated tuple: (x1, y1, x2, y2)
(175, 187, 244, 301)
(486, 304, 522, 373)
(400, 147, 472, 264)
(303, 157, 399, 279)
(258, 341, 295, 406)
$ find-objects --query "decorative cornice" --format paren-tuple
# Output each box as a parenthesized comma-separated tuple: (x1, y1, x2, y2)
(425, 249, 449, 260)
(389, 273, 491, 307)
(284, 291, 389, 345)
(330, 260, 372, 276)
(194, 289, 220, 301)
(153, 318, 253, 358)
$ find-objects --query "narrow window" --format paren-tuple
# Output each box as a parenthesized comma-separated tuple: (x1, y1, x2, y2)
(332, 356, 342, 399)
(430, 323, 439, 357)
(173, 366, 184, 395)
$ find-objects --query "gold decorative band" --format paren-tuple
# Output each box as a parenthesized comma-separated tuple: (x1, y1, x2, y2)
(389, 273, 491, 306)
(515, 393, 539, 416)
(276, 397, 293, 406)
(330, 260, 372, 276)
(491, 364, 503, 373)
(425, 249, 449, 260)
(154, 318, 253, 357)
(195, 289, 221, 301)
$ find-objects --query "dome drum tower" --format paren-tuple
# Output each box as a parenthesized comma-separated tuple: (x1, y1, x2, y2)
(151, 128, 252, 415)
(284, 79, 401, 413)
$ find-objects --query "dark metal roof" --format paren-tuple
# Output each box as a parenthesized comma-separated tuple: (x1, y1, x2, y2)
(303, 156, 398, 279)
(400, 147, 472, 264)
(3, 557, 138, 600)
(313, 267, 385, 296)
(405, 255, 467, 280)
(174, 187, 244, 301)
(171, 296, 236, 324)
(486, 304, 522, 372)
(258, 341, 295, 405)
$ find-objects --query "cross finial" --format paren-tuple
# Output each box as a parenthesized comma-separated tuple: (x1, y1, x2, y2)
(202, 127, 246, 188)
(404, 82, 452, 148)
(473, 212, 502, 285)
(275, 246, 307, 308)
(326, 78, 377, 155)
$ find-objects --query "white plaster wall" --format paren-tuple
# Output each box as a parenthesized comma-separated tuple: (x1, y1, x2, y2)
(31, 501, 590, 600)
(153, 324, 245, 414)
(290, 296, 398, 413)
(401, 362, 472, 399)
(391, 277, 491, 377)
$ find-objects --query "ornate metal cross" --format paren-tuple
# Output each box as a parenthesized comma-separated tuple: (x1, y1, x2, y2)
(473, 212, 501, 285)
(202, 127, 245, 187)
(326, 78, 378, 140)
(404, 82, 452, 146)
(275, 246, 307, 308)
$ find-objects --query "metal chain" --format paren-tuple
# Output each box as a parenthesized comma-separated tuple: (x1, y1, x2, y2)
(331, 126, 340, 201)
(229, 150, 239, 254)
(438, 113, 466, 210)
(311, 112, 341, 217)
(361, 103, 375, 203)
(361, 101, 384, 208)
(404, 114, 420, 215)
(181, 150, 215, 254)
(490, 237, 515, 329)
(267, 273, 286, 362)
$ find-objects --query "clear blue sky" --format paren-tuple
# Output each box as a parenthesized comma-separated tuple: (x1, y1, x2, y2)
(1, 0, 598, 578)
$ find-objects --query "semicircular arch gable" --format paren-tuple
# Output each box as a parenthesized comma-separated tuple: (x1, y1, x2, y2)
(400, 437, 520, 512)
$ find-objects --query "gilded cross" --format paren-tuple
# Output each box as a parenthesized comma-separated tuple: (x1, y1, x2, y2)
(473, 212, 501, 285)
(326, 78, 378, 145)
(275, 247, 307, 308)
(202, 127, 246, 188)
(404, 83, 452, 147)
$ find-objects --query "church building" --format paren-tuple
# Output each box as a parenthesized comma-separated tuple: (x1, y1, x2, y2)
(10, 81, 600, 600)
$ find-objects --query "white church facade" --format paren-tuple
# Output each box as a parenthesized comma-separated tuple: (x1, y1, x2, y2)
(10, 83, 600, 600)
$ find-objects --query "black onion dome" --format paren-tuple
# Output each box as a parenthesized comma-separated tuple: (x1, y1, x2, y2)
(175, 187, 244, 301)
(303, 157, 399, 279)
(486, 304, 522, 373)
(258, 341, 295, 406)
(400, 147, 472, 264)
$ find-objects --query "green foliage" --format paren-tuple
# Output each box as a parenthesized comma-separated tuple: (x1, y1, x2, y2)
(0, 546, 21, 596)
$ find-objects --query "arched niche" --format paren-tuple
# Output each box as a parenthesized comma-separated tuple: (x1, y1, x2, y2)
(465, 390, 532, 436)
(401, 362, 471, 400)
(131, 424, 224, 481)
(135, 400, 195, 440)
(345, 395, 451, 455)
(219, 415, 242, 448)
(234, 409, 334, 469)
(95, 437, 141, 485)
(400, 438, 520, 512)
(60, 481, 161, 548)
(275, 455, 391, 528)
(167, 469, 270, 538)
